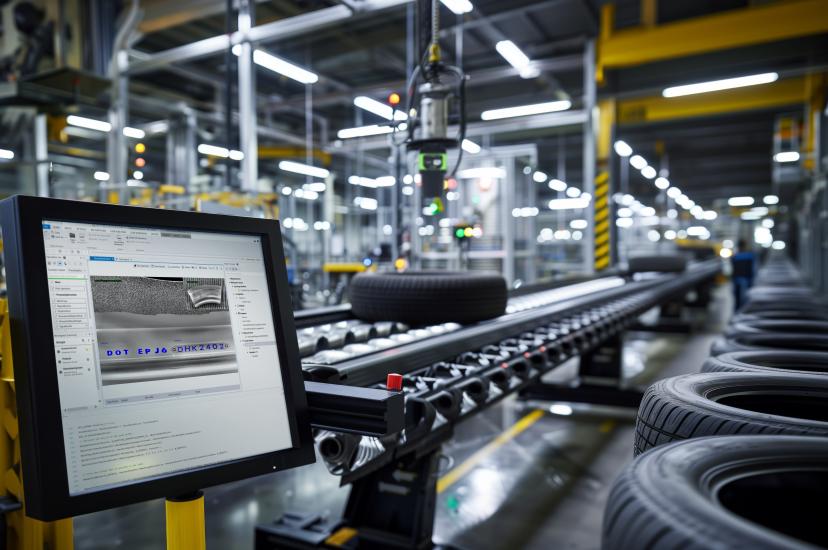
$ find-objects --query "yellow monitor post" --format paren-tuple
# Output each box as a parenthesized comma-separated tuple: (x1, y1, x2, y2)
(165, 492, 206, 550)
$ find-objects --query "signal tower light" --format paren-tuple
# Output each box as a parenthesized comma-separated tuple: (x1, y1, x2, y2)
(388, 92, 401, 106)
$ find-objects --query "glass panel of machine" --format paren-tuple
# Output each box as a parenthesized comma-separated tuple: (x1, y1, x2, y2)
(42, 220, 292, 495)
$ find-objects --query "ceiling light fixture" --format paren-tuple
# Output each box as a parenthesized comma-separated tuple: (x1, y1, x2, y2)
(641, 166, 657, 179)
(728, 196, 754, 207)
(613, 140, 632, 157)
(481, 100, 571, 121)
(548, 197, 590, 210)
(457, 167, 506, 179)
(629, 155, 647, 170)
(232, 45, 318, 84)
(763, 194, 779, 205)
(197, 143, 243, 159)
(662, 72, 778, 98)
(67, 115, 146, 138)
(655, 177, 670, 189)
(461, 139, 481, 154)
(773, 151, 799, 163)
(494, 40, 539, 79)
(354, 96, 408, 121)
(548, 178, 567, 192)
(440, 0, 473, 14)
(279, 160, 330, 179)
(337, 124, 403, 139)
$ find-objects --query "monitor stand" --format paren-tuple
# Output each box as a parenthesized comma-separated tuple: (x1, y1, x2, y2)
(166, 492, 206, 550)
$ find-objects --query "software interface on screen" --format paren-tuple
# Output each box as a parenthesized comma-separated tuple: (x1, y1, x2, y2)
(42, 220, 293, 495)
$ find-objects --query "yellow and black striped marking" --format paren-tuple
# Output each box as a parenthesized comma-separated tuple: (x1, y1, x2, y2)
(594, 171, 611, 271)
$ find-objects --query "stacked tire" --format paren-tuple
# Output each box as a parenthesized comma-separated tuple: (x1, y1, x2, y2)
(604, 255, 828, 549)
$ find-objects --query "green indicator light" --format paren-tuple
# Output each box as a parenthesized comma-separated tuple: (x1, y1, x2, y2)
(455, 228, 465, 238)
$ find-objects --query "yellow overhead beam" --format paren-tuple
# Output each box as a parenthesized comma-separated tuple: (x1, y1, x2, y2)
(617, 76, 808, 125)
(599, 0, 828, 75)
(258, 146, 332, 165)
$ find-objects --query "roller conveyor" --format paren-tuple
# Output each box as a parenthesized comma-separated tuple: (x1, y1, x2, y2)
(266, 261, 721, 549)
(296, 262, 720, 477)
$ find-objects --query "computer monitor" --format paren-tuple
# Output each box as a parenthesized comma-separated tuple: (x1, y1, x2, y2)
(0, 196, 313, 520)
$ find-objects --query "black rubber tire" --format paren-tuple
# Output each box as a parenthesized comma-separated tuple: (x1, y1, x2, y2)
(703, 351, 828, 376)
(726, 319, 828, 337)
(634, 372, 828, 455)
(627, 254, 687, 274)
(348, 271, 507, 325)
(604, 435, 828, 550)
(740, 299, 827, 315)
(710, 333, 828, 355)
(733, 310, 828, 322)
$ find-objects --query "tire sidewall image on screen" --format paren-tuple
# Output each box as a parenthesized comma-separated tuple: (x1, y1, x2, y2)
(90, 275, 240, 393)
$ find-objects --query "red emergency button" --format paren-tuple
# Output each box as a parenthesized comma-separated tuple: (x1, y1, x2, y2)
(386, 373, 403, 391)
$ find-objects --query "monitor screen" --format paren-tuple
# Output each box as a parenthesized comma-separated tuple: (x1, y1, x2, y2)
(41, 219, 293, 496)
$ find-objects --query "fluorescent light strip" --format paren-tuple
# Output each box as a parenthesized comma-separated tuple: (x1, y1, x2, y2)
(548, 197, 590, 210)
(197, 143, 243, 160)
(763, 194, 779, 205)
(94, 171, 110, 181)
(67, 115, 110, 132)
(440, 0, 473, 14)
(481, 100, 570, 121)
(773, 151, 799, 163)
(232, 45, 318, 84)
(495, 40, 538, 79)
(548, 178, 567, 192)
(279, 160, 330, 179)
(66, 115, 145, 138)
(461, 139, 481, 154)
(728, 196, 754, 207)
(0, 148, 14, 160)
(613, 140, 632, 157)
(663, 72, 778, 98)
(532, 171, 547, 183)
(354, 96, 407, 121)
(457, 167, 506, 179)
(353, 197, 378, 211)
(337, 124, 400, 139)
(629, 155, 647, 170)
(641, 166, 656, 179)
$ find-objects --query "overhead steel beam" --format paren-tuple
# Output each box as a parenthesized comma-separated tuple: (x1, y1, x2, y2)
(128, 1, 412, 76)
(598, 0, 828, 78)
(138, 0, 271, 34)
(617, 76, 807, 125)
(270, 54, 583, 112)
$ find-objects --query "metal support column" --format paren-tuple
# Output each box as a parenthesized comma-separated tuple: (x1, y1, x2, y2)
(582, 39, 596, 274)
(34, 113, 49, 197)
(166, 107, 197, 188)
(238, 0, 259, 192)
(502, 161, 516, 283)
(106, 49, 129, 202)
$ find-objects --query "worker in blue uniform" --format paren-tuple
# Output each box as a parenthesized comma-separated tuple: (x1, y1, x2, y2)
(731, 239, 757, 311)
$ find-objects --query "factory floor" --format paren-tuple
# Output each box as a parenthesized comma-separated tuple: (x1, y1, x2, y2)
(74, 286, 731, 550)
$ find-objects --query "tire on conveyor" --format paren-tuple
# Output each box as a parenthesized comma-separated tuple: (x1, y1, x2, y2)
(634, 372, 828, 455)
(710, 333, 828, 355)
(725, 319, 828, 337)
(603, 436, 828, 550)
(703, 351, 828, 376)
(348, 271, 507, 325)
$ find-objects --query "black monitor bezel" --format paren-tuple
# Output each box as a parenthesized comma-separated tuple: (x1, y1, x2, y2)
(0, 195, 314, 520)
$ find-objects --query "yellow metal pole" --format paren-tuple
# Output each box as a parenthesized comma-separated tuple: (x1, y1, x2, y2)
(165, 493, 206, 550)
(1, 300, 75, 550)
